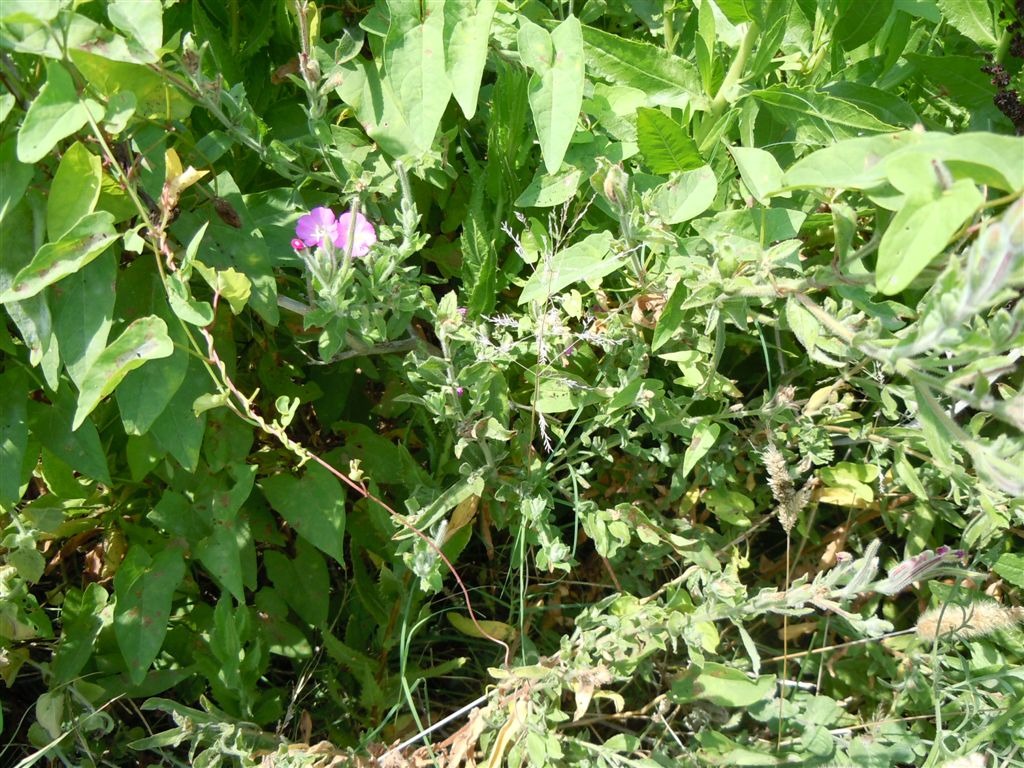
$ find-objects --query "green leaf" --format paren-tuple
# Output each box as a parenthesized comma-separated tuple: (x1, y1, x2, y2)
(114, 545, 186, 686)
(27, 394, 111, 486)
(70, 50, 192, 121)
(52, 252, 116, 388)
(384, 0, 452, 153)
(519, 16, 585, 175)
(0, 368, 29, 508)
(653, 280, 688, 351)
(993, 554, 1024, 589)
(876, 179, 983, 294)
(443, 0, 496, 118)
(194, 465, 256, 603)
(107, 0, 163, 54)
(461, 181, 497, 316)
(264, 539, 329, 627)
(651, 165, 718, 224)
(835, 0, 894, 50)
(74, 315, 174, 430)
(729, 146, 784, 204)
(682, 422, 720, 478)
(515, 166, 584, 208)
(906, 53, 997, 111)
(51, 583, 108, 684)
(261, 464, 347, 565)
(149, 356, 211, 472)
(636, 108, 703, 175)
(753, 85, 899, 144)
(0, 139, 34, 226)
(935, 0, 997, 47)
(519, 231, 618, 304)
(671, 662, 775, 707)
(17, 61, 102, 164)
(0, 212, 118, 304)
(582, 25, 705, 109)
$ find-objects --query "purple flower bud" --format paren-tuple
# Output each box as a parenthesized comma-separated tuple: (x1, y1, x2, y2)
(455, 386, 465, 397)
(874, 546, 967, 596)
(458, 307, 468, 317)
(291, 238, 306, 251)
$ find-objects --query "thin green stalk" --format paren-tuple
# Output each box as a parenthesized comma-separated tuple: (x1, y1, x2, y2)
(711, 20, 759, 116)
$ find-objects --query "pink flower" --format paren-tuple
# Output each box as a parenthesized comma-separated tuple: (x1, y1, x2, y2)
(294, 207, 377, 257)
(291, 238, 306, 251)
(336, 211, 377, 258)
(295, 206, 339, 248)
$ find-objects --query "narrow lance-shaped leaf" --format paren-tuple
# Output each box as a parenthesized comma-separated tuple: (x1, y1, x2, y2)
(74, 315, 174, 429)
(0, 211, 118, 303)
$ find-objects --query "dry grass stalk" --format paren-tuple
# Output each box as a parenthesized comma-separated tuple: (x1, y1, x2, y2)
(915, 601, 1024, 642)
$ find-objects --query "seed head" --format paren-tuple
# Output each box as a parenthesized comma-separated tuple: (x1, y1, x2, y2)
(915, 601, 1024, 642)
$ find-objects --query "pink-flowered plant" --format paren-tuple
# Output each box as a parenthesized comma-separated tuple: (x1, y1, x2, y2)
(295, 206, 377, 257)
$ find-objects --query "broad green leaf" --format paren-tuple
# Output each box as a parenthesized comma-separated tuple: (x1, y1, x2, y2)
(149, 357, 211, 472)
(0, 368, 29, 508)
(582, 25, 705, 110)
(384, 0, 451, 153)
(935, 0, 997, 47)
(114, 259, 189, 435)
(820, 82, 919, 128)
(785, 296, 849, 366)
(114, 545, 186, 686)
(0, 93, 13, 125)
(876, 179, 983, 294)
(47, 141, 103, 241)
(0, 0, 62, 23)
(443, 0, 496, 118)
(835, 0, 894, 50)
(17, 61, 102, 164)
(650, 165, 718, 224)
(993, 554, 1024, 589)
(74, 315, 174, 429)
(0, 139, 34, 226)
(447, 612, 517, 641)
(107, 0, 163, 54)
(52, 252, 116, 388)
(682, 421, 720, 478)
(636, 108, 703, 175)
(71, 50, 192, 121)
(27, 395, 111, 485)
(335, 58, 420, 158)
(264, 540, 329, 627)
(520, 16, 585, 175)
(729, 146, 784, 204)
(753, 85, 900, 144)
(194, 465, 256, 603)
(906, 53, 996, 111)
(515, 166, 584, 208)
(703, 489, 755, 526)
(519, 231, 618, 304)
(696, 0, 717, 96)
(783, 131, 1024, 193)
(819, 462, 880, 504)
(262, 464, 347, 565)
(671, 662, 775, 707)
(51, 583, 108, 684)
(0, 212, 118, 303)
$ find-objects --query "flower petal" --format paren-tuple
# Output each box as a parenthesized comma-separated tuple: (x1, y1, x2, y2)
(295, 207, 338, 246)
(335, 211, 377, 257)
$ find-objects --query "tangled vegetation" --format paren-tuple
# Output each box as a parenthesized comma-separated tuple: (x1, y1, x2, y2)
(1, 0, 1023, 766)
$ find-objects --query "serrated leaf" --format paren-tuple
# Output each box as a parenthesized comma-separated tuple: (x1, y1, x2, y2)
(114, 545, 186, 686)
(74, 315, 174, 429)
(582, 25, 705, 109)
(1, 212, 118, 303)
(935, 0, 998, 47)
(636, 108, 703, 175)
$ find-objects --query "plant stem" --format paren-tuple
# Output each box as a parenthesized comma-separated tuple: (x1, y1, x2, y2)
(711, 20, 759, 116)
